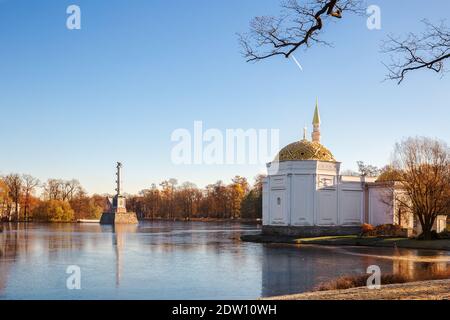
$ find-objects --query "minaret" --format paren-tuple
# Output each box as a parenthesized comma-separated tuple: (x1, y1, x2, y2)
(311, 98, 321, 143)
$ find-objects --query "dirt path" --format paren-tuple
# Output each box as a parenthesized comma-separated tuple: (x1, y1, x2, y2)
(263, 279, 450, 300)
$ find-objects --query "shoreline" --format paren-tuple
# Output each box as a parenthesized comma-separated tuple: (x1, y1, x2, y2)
(241, 234, 450, 251)
(262, 279, 450, 300)
(140, 217, 262, 224)
(0, 218, 262, 225)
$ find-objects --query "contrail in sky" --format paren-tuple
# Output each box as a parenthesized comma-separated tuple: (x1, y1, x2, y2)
(291, 55, 303, 71)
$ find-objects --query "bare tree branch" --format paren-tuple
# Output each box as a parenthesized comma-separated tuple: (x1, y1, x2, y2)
(382, 20, 450, 84)
(238, 0, 364, 62)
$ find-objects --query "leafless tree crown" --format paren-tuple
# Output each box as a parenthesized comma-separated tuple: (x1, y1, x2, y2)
(239, 0, 363, 62)
(389, 137, 450, 238)
(383, 20, 450, 84)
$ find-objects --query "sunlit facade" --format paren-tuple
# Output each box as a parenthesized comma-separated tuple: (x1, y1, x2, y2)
(262, 102, 446, 236)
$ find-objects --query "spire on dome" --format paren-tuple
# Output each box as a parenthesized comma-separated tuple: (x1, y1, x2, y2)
(311, 98, 321, 143)
(313, 98, 320, 125)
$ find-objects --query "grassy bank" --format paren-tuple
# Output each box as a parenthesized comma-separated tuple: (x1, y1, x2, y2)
(263, 279, 450, 300)
(315, 269, 450, 291)
(241, 234, 450, 251)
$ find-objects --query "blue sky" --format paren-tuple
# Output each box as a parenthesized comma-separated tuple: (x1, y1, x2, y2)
(0, 0, 449, 194)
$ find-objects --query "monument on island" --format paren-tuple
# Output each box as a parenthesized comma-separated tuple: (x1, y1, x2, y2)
(100, 162, 138, 225)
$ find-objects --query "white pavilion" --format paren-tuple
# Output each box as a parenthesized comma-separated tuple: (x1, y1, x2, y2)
(262, 101, 446, 236)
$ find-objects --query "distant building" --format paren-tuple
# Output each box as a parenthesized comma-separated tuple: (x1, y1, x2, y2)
(262, 101, 446, 237)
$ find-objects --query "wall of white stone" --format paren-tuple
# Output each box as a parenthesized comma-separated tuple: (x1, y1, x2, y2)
(263, 161, 376, 228)
(339, 190, 363, 226)
(368, 187, 393, 226)
(263, 160, 446, 235)
(290, 175, 314, 226)
(317, 190, 338, 225)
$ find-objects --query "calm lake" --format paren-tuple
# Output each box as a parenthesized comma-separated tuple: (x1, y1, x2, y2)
(0, 221, 449, 299)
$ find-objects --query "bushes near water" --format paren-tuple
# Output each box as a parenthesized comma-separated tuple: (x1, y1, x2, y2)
(361, 223, 450, 240)
(361, 223, 409, 237)
(315, 269, 450, 291)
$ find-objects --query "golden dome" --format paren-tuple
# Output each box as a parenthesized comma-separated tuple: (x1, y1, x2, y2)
(275, 139, 336, 162)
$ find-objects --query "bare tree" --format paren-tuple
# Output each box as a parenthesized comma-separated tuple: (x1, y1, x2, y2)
(3, 174, 23, 221)
(383, 20, 450, 84)
(178, 182, 200, 220)
(22, 174, 40, 221)
(239, 0, 363, 62)
(43, 179, 63, 200)
(43, 178, 82, 201)
(357, 161, 380, 177)
(0, 178, 10, 220)
(61, 179, 82, 201)
(385, 137, 450, 240)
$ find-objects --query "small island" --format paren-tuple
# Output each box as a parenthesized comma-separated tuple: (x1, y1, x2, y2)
(100, 162, 138, 225)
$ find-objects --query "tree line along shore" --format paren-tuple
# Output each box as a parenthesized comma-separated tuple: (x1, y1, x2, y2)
(0, 175, 264, 223)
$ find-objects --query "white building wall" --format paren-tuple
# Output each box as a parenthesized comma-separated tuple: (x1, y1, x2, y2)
(264, 160, 369, 228)
(338, 178, 366, 226)
(290, 175, 314, 226)
(264, 160, 445, 235)
(339, 190, 363, 226)
(315, 163, 340, 226)
(317, 190, 338, 225)
(436, 216, 447, 233)
(262, 178, 270, 225)
(368, 186, 394, 226)
(268, 175, 289, 225)
(415, 215, 447, 234)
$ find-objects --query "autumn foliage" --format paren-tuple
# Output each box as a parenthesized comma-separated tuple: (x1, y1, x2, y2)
(361, 223, 375, 234)
(1, 174, 264, 222)
(127, 175, 264, 220)
(32, 200, 75, 222)
(0, 175, 107, 222)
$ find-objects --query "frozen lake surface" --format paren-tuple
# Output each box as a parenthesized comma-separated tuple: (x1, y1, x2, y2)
(0, 221, 449, 299)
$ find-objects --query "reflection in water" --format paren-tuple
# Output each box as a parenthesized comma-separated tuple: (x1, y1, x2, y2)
(0, 222, 449, 299)
(111, 225, 138, 287)
(261, 244, 450, 297)
(113, 226, 122, 287)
